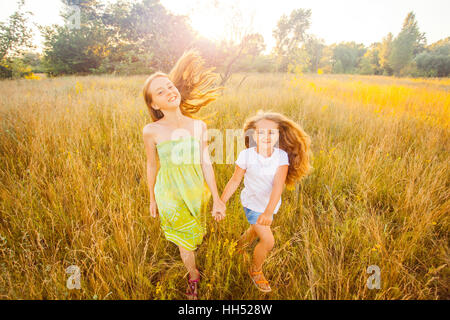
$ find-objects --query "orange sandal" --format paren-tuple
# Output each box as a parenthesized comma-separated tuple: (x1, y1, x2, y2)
(249, 268, 272, 293)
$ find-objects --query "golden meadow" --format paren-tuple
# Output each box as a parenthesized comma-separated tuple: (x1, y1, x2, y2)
(0, 72, 448, 299)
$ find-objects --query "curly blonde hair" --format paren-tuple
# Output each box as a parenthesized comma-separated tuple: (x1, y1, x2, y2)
(243, 111, 312, 188)
(143, 49, 223, 122)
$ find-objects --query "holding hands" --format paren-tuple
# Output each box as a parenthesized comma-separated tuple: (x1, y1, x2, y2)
(212, 198, 226, 222)
(149, 197, 226, 221)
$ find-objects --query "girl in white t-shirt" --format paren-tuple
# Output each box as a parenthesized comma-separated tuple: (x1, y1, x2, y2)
(220, 111, 312, 293)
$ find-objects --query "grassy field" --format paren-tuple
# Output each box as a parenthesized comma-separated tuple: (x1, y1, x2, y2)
(0, 72, 448, 300)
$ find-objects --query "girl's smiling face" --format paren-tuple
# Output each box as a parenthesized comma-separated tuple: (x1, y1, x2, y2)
(253, 119, 280, 150)
(149, 76, 181, 112)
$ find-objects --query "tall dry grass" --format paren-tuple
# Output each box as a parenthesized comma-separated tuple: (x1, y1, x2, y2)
(0, 73, 448, 299)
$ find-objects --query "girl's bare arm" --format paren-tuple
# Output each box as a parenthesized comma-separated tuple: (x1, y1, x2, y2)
(257, 165, 289, 226)
(198, 121, 220, 200)
(143, 125, 159, 216)
(220, 165, 246, 203)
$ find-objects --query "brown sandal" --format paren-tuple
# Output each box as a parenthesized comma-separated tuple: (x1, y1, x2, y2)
(186, 270, 200, 300)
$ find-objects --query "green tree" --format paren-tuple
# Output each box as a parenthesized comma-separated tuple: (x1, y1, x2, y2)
(332, 42, 366, 74)
(103, 0, 195, 73)
(41, 0, 112, 75)
(41, 0, 195, 75)
(21, 52, 43, 73)
(427, 37, 450, 55)
(0, 0, 34, 78)
(359, 42, 381, 75)
(273, 9, 312, 72)
(389, 12, 426, 76)
(303, 35, 325, 73)
(318, 45, 334, 74)
(379, 33, 394, 75)
(0, 0, 34, 61)
(415, 37, 450, 77)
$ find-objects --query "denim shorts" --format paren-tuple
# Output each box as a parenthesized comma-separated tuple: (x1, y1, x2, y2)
(243, 207, 265, 225)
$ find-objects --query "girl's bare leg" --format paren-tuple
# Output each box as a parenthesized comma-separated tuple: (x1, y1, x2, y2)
(178, 246, 200, 280)
(251, 225, 275, 272)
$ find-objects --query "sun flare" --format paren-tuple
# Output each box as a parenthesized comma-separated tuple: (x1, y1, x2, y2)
(189, 12, 227, 41)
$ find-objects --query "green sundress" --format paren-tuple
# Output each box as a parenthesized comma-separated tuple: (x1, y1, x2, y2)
(154, 136, 211, 251)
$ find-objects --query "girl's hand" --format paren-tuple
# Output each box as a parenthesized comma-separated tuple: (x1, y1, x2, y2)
(212, 198, 226, 222)
(149, 201, 159, 218)
(257, 213, 273, 226)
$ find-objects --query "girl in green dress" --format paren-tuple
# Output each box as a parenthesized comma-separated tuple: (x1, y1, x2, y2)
(142, 50, 226, 300)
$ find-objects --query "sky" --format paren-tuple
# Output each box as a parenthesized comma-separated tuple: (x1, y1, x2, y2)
(1, 0, 449, 53)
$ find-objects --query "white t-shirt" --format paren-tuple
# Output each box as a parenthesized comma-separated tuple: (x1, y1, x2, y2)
(235, 147, 290, 214)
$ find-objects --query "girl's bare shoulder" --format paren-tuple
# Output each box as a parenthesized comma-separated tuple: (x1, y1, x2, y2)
(142, 122, 160, 142)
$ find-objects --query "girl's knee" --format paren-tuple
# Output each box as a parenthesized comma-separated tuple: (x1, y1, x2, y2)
(254, 226, 274, 250)
(261, 237, 274, 251)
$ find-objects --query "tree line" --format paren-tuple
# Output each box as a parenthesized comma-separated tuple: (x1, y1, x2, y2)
(1, 0, 449, 80)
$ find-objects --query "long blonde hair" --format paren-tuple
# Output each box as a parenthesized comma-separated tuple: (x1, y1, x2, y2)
(243, 111, 313, 188)
(143, 49, 223, 122)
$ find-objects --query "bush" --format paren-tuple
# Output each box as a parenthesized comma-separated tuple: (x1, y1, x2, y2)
(415, 52, 450, 77)
(233, 55, 276, 73)
(94, 51, 155, 76)
(0, 64, 13, 79)
(0, 59, 33, 79)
